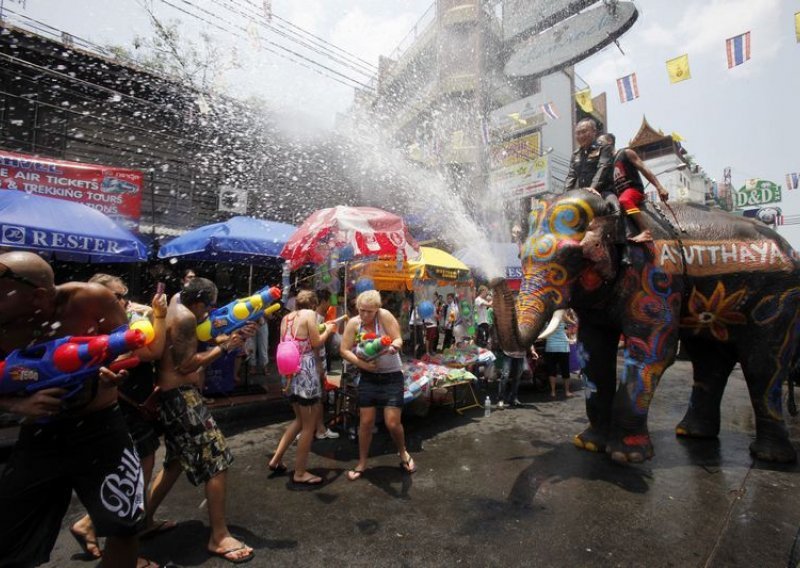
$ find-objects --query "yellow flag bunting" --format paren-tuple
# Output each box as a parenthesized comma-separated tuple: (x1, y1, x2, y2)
(795, 11, 800, 43)
(575, 89, 593, 113)
(666, 54, 691, 83)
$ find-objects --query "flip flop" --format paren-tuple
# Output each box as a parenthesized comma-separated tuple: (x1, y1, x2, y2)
(69, 526, 102, 559)
(292, 474, 324, 485)
(208, 544, 255, 564)
(139, 519, 177, 540)
(400, 454, 417, 474)
(347, 468, 365, 481)
(267, 462, 288, 474)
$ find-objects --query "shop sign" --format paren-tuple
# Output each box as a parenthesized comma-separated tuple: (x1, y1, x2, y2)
(734, 179, 782, 207)
(491, 155, 550, 201)
(488, 94, 546, 137)
(505, 2, 639, 78)
(0, 149, 143, 228)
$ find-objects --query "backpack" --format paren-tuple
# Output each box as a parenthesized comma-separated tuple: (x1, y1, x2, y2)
(276, 315, 301, 376)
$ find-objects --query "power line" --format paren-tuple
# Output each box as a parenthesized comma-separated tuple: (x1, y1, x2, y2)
(214, 0, 377, 77)
(153, 0, 373, 90)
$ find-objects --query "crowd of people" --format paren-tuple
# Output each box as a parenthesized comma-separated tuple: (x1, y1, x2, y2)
(0, 117, 650, 567)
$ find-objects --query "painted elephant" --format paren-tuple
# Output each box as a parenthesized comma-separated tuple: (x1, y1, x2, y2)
(492, 189, 800, 463)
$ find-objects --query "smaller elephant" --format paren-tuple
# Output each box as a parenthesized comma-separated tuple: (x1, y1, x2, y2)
(493, 190, 800, 463)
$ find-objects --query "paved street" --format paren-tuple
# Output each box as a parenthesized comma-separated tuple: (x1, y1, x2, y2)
(35, 359, 800, 567)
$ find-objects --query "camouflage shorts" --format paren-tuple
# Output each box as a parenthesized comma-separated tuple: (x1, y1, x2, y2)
(159, 385, 233, 486)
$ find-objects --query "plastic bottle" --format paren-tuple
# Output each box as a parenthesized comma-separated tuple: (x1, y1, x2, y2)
(484, 395, 492, 417)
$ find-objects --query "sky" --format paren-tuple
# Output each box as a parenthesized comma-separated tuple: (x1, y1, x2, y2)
(4, 0, 800, 246)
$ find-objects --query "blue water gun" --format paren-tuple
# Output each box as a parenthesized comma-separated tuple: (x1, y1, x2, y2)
(196, 285, 282, 342)
(0, 325, 149, 410)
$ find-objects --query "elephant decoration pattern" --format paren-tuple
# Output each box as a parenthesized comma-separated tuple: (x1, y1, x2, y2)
(493, 190, 800, 464)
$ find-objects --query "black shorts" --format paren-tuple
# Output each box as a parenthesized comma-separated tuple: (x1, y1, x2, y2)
(546, 351, 570, 378)
(0, 404, 145, 567)
(120, 402, 161, 459)
(288, 394, 320, 407)
(358, 370, 404, 408)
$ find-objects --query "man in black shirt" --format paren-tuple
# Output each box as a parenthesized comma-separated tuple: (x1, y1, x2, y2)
(564, 118, 613, 195)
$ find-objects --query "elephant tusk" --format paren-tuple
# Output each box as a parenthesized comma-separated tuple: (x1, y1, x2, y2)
(537, 309, 565, 340)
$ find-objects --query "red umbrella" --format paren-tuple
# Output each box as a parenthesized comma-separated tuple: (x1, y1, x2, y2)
(281, 206, 420, 270)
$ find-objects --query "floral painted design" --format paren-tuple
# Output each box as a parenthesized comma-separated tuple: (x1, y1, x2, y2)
(681, 282, 747, 341)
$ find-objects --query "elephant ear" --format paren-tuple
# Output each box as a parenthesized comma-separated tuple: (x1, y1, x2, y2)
(579, 215, 619, 281)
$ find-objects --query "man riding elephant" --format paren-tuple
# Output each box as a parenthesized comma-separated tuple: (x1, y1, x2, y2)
(492, 190, 799, 464)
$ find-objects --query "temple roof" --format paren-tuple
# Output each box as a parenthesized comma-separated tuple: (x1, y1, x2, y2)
(629, 115, 672, 148)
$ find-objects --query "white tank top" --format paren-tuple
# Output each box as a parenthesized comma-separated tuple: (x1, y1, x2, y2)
(359, 314, 402, 373)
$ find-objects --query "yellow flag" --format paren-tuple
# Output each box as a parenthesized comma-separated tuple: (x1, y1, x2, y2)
(671, 132, 685, 142)
(666, 54, 691, 83)
(575, 89, 593, 113)
(508, 112, 528, 126)
(795, 11, 800, 43)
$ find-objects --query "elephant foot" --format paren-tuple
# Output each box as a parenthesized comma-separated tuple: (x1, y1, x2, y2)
(749, 437, 797, 463)
(573, 427, 607, 454)
(675, 413, 720, 439)
(606, 434, 654, 464)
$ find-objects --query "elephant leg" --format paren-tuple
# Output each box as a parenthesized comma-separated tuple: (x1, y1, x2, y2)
(675, 337, 736, 438)
(606, 331, 679, 464)
(740, 354, 797, 463)
(573, 325, 619, 454)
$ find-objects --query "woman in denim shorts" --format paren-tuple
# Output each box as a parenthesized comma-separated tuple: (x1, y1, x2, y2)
(340, 290, 417, 480)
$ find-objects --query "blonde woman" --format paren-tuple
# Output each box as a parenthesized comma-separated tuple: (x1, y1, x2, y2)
(268, 290, 336, 485)
(340, 290, 416, 480)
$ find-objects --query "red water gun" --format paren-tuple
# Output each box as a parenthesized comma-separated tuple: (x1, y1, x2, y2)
(0, 325, 148, 410)
(355, 333, 393, 361)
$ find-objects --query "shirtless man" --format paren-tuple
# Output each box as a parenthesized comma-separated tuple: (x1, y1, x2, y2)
(0, 251, 148, 568)
(146, 277, 256, 564)
(599, 133, 670, 243)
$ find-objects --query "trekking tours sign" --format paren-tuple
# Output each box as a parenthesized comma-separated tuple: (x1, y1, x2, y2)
(504, 2, 639, 78)
(734, 178, 782, 208)
(0, 150, 144, 228)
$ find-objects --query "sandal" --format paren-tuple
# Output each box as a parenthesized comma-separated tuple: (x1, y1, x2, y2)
(292, 475, 324, 485)
(267, 462, 288, 474)
(400, 453, 417, 474)
(69, 525, 102, 559)
(347, 468, 365, 481)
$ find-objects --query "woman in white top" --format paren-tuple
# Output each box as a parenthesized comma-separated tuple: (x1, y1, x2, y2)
(340, 290, 416, 480)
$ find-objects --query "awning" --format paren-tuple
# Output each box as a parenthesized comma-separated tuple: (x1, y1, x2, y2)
(355, 246, 471, 292)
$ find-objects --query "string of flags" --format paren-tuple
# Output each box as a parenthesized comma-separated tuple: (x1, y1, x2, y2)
(787, 172, 800, 191)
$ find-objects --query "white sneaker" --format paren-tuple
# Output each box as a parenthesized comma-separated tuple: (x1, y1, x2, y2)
(316, 428, 340, 440)
(497, 400, 505, 409)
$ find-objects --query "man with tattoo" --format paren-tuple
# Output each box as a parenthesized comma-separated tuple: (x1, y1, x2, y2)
(0, 251, 151, 568)
(145, 277, 257, 564)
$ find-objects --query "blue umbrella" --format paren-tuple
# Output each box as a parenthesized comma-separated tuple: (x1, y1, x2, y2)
(0, 190, 148, 262)
(157, 216, 296, 265)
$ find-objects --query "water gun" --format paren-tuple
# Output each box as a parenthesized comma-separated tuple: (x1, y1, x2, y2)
(317, 314, 348, 333)
(355, 333, 393, 361)
(0, 324, 150, 410)
(197, 285, 282, 342)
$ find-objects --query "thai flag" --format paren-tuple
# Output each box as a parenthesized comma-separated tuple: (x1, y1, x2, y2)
(540, 102, 559, 120)
(616, 73, 639, 103)
(726, 32, 751, 68)
(786, 172, 799, 191)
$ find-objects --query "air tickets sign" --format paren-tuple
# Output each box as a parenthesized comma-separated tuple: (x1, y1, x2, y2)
(0, 150, 143, 227)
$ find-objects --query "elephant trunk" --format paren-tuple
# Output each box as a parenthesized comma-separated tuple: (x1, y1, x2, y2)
(490, 278, 555, 352)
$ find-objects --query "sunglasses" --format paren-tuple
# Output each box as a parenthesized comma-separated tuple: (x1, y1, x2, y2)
(0, 265, 41, 288)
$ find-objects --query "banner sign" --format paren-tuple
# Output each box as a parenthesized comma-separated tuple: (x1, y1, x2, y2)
(0, 150, 143, 228)
(734, 178, 782, 208)
(490, 132, 549, 200)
